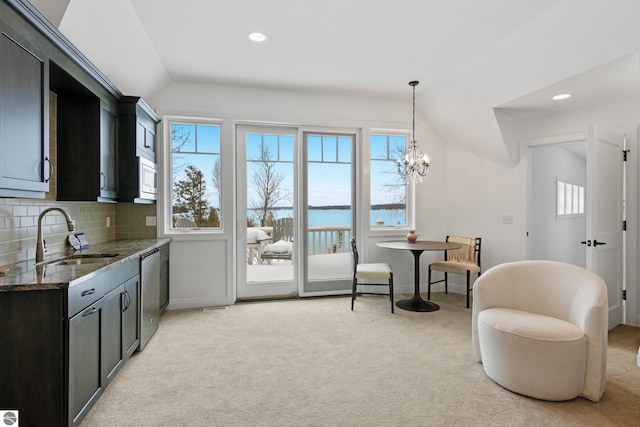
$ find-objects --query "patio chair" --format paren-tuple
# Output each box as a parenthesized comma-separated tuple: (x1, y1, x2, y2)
(260, 217, 294, 262)
(247, 228, 272, 264)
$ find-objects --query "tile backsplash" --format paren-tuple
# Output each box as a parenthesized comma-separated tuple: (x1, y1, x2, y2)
(0, 92, 157, 267)
(0, 199, 157, 267)
(0, 199, 115, 266)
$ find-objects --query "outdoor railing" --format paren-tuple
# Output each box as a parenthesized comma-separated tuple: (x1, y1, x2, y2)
(308, 226, 352, 255)
(258, 225, 352, 256)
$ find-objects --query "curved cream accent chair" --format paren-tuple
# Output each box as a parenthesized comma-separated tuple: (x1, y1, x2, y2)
(472, 260, 608, 402)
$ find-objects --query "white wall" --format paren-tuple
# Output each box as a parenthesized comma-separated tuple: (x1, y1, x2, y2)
(530, 143, 586, 267)
(148, 81, 640, 326)
(445, 95, 639, 326)
(444, 145, 527, 274)
(148, 82, 448, 309)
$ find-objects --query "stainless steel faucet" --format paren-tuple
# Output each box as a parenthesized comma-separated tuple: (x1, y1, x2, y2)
(36, 207, 75, 263)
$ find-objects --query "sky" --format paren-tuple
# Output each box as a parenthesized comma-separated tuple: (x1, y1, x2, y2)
(172, 125, 406, 211)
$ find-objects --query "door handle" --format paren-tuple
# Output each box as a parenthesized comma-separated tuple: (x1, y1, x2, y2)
(581, 240, 591, 246)
(593, 240, 607, 246)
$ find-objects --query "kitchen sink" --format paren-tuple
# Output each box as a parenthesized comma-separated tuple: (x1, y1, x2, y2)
(44, 253, 119, 266)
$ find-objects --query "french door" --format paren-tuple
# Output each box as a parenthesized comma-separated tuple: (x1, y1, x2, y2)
(236, 125, 297, 299)
(236, 125, 356, 299)
(302, 132, 354, 294)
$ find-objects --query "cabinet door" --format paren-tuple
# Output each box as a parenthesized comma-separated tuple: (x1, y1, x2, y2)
(100, 102, 117, 200)
(159, 244, 170, 311)
(136, 118, 156, 161)
(102, 284, 124, 385)
(0, 25, 50, 196)
(123, 275, 140, 359)
(68, 299, 104, 427)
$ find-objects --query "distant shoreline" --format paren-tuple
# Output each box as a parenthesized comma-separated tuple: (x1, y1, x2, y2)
(250, 204, 404, 211)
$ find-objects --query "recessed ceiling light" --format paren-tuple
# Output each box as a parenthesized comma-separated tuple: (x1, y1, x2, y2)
(248, 32, 267, 42)
(552, 93, 572, 100)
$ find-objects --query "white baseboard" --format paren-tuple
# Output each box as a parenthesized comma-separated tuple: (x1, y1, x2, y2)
(167, 298, 228, 311)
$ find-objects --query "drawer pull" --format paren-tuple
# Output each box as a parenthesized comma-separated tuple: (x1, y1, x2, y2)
(81, 288, 96, 297)
(82, 307, 97, 317)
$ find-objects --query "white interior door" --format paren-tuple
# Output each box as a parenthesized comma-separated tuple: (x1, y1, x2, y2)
(587, 126, 624, 330)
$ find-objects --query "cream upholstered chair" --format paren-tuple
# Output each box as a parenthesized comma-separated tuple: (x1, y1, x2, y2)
(428, 235, 481, 308)
(350, 238, 394, 313)
(472, 260, 608, 402)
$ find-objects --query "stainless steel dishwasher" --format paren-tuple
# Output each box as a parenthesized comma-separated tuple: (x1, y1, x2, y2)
(139, 248, 160, 350)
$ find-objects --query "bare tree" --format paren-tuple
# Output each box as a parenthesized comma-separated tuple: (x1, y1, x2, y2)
(250, 145, 290, 226)
(211, 157, 222, 215)
(382, 140, 407, 204)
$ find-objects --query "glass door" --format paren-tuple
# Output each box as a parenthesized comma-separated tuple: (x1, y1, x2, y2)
(236, 125, 297, 299)
(303, 132, 354, 294)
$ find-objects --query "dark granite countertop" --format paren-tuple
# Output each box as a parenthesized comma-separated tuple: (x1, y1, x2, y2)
(0, 238, 170, 292)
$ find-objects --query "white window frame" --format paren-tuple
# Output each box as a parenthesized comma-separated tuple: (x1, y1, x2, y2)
(163, 116, 225, 235)
(369, 129, 413, 231)
(556, 177, 585, 218)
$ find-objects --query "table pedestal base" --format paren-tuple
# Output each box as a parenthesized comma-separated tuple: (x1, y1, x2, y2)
(396, 296, 440, 312)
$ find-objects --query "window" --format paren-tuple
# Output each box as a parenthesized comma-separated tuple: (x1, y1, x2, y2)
(370, 133, 408, 227)
(170, 120, 222, 229)
(246, 133, 294, 227)
(557, 179, 585, 217)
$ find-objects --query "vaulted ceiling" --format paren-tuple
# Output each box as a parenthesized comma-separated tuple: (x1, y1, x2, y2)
(30, 0, 640, 165)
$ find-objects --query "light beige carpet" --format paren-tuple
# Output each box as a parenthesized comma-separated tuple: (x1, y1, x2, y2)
(81, 293, 640, 426)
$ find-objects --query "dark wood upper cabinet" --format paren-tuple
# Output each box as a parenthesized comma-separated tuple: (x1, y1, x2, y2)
(51, 62, 118, 203)
(117, 96, 160, 203)
(0, 20, 50, 197)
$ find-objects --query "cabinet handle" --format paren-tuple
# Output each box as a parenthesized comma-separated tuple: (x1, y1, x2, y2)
(81, 288, 96, 297)
(44, 157, 53, 183)
(82, 306, 97, 317)
(100, 172, 106, 190)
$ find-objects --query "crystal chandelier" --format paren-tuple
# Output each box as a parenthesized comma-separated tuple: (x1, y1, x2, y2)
(398, 80, 430, 184)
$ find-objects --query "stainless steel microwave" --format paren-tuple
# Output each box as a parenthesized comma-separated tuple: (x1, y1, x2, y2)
(139, 157, 158, 200)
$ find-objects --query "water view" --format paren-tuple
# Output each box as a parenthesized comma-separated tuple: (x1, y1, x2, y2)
(248, 207, 406, 227)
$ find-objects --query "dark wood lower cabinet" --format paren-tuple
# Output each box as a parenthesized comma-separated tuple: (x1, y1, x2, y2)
(0, 261, 141, 427)
(103, 274, 140, 384)
(68, 300, 104, 426)
(0, 289, 66, 427)
(159, 242, 170, 311)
